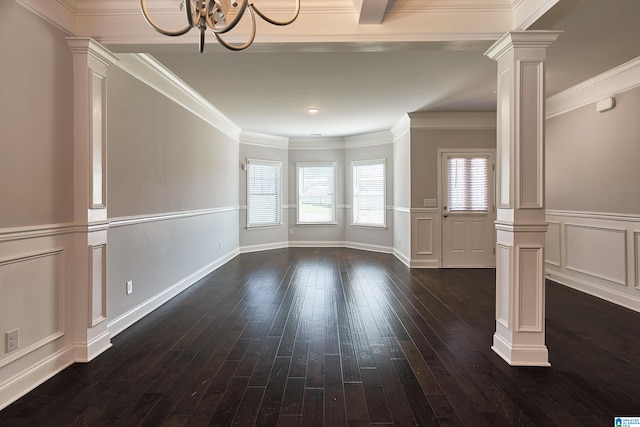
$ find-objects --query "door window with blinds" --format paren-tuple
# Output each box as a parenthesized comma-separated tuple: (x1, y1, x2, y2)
(352, 159, 386, 227)
(447, 156, 489, 212)
(247, 159, 282, 227)
(297, 162, 336, 224)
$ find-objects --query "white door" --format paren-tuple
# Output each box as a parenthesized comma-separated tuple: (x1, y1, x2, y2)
(441, 152, 495, 267)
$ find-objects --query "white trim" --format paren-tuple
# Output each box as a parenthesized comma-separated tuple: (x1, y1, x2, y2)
(107, 249, 239, 336)
(289, 240, 345, 248)
(0, 345, 76, 412)
(289, 137, 345, 150)
(393, 249, 411, 267)
(511, 0, 559, 30)
(409, 112, 497, 129)
(74, 331, 112, 363)
(109, 207, 239, 228)
(345, 241, 393, 254)
(345, 131, 393, 149)
(240, 242, 289, 253)
(391, 114, 411, 140)
(113, 53, 241, 140)
(546, 270, 640, 314)
(547, 56, 640, 119)
(240, 131, 289, 149)
(546, 210, 640, 223)
(394, 207, 411, 213)
(0, 223, 79, 242)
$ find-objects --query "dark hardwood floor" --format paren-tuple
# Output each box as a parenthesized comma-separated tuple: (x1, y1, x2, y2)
(2, 248, 640, 426)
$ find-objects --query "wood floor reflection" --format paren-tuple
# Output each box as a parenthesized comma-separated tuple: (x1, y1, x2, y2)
(2, 248, 640, 426)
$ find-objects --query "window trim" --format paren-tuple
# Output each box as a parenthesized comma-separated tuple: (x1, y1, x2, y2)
(296, 161, 337, 225)
(351, 158, 386, 228)
(246, 158, 283, 229)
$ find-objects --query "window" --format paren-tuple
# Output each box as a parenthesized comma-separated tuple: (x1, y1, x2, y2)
(352, 159, 386, 227)
(448, 156, 488, 212)
(297, 162, 336, 224)
(247, 159, 282, 227)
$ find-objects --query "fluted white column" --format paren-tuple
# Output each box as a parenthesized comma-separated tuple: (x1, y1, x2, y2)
(485, 31, 561, 366)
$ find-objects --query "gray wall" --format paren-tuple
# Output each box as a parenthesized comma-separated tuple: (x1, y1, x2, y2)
(410, 128, 497, 208)
(106, 61, 240, 324)
(546, 87, 640, 215)
(0, 1, 74, 228)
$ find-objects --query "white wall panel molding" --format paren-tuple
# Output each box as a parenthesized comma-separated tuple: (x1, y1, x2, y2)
(0, 223, 79, 243)
(89, 244, 107, 327)
(0, 249, 65, 369)
(545, 221, 561, 267)
(547, 56, 640, 119)
(564, 224, 627, 286)
(0, 345, 75, 411)
(107, 248, 239, 336)
(109, 207, 240, 228)
(516, 246, 543, 332)
(409, 112, 497, 129)
(414, 217, 434, 255)
(635, 232, 640, 289)
(546, 211, 640, 313)
(114, 53, 241, 140)
(546, 210, 640, 223)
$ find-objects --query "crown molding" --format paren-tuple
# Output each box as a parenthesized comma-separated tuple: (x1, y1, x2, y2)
(288, 137, 345, 150)
(408, 112, 496, 129)
(390, 114, 411, 139)
(240, 132, 289, 149)
(15, 0, 77, 35)
(345, 131, 393, 149)
(114, 53, 241, 140)
(546, 56, 640, 119)
(511, 0, 559, 30)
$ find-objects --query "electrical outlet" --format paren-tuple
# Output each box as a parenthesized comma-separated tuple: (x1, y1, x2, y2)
(6, 329, 19, 353)
(126, 280, 133, 295)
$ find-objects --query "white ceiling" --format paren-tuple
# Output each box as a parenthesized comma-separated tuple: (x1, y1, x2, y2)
(106, 0, 640, 138)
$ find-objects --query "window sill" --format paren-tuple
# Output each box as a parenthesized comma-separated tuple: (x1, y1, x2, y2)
(350, 224, 387, 230)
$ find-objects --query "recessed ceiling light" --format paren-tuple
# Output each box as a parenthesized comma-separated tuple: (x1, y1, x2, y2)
(307, 107, 319, 114)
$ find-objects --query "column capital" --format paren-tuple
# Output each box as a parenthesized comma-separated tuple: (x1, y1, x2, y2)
(485, 31, 562, 61)
(66, 37, 119, 68)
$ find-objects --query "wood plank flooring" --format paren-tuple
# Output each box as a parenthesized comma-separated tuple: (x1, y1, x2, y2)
(2, 247, 640, 426)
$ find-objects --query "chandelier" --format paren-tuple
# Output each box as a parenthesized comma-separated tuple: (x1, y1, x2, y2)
(140, 0, 301, 52)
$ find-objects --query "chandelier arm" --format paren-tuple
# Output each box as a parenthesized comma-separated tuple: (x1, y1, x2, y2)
(213, 6, 256, 51)
(184, 0, 203, 29)
(251, 0, 300, 26)
(140, 0, 192, 36)
(206, 0, 250, 34)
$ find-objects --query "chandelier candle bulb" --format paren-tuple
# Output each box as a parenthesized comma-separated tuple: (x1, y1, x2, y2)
(140, 0, 301, 52)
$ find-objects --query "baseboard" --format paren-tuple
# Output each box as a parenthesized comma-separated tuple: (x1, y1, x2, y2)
(393, 249, 411, 267)
(73, 331, 112, 363)
(546, 269, 640, 314)
(239, 241, 289, 253)
(108, 249, 239, 336)
(410, 258, 441, 268)
(344, 241, 393, 254)
(0, 345, 75, 411)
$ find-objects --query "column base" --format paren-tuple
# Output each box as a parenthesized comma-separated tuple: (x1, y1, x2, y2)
(492, 333, 550, 367)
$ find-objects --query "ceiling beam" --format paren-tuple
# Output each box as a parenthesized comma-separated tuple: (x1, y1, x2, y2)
(357, 0, 390, 24)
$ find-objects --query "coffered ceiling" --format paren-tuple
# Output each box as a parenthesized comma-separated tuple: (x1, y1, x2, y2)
(18, 0, 640, 138)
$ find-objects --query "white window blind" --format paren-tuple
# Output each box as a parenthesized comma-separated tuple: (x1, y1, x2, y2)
(448, 157, 488, 212)
(247, 159, 282, 227)
(297, 163, 336, 224)
(352, 160, 385, 227)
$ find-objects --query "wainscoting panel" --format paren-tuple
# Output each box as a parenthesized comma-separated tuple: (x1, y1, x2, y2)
(517, 246, 543, 332)
(415, 217, 434, 255)
(496, 243, 512, 327)
(565, 223, 627, 286)
(0, 249, 64, 368)
(545, 221, 561, 266)
(90, 244, 107, 327)
(546, 211, 640, 313)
